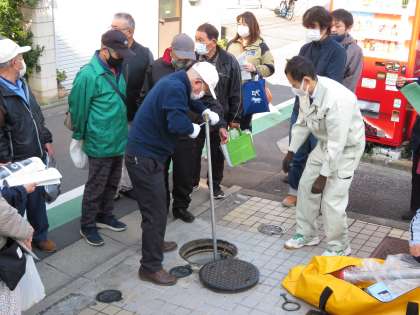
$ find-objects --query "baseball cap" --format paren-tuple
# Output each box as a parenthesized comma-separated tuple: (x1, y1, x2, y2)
(0, 38, 31, 63)
(101, 30, 135, 58)
(192, 62, 219, 99)
(171, 33, 195, 60)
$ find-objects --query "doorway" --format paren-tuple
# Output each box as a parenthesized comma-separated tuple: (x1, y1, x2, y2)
(158, 0, 182, 57)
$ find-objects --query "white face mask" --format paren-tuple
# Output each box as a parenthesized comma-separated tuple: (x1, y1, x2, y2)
(195, 42, 208, 56)
(291, 80, 308, 97)
(237, 25, 250, 38)
(19, 59, 27, 78)
(305, 28, 322, 42)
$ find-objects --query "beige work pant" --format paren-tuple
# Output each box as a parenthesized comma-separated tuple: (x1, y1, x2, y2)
(295, 144, 360, 251)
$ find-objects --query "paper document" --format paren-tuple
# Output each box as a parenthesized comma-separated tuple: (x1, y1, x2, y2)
(401, 82, 420, 114)
(236, 51, 252, 81)
(4, 168, 62, 187)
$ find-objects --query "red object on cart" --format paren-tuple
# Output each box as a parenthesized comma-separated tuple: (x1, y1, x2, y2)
(330, 0, 420, 147)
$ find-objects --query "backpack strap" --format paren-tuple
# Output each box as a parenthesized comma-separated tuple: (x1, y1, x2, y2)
(407, 302, 419, 315)
(319, 286, 333, 314)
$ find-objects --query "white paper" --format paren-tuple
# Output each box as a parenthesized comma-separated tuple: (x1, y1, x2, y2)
(237, 51, 252, 81)
(4, 168, 62, 187)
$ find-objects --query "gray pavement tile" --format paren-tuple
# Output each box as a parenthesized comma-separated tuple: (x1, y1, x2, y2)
(99, 212, 141, 246)
(37, 261, 73, 295)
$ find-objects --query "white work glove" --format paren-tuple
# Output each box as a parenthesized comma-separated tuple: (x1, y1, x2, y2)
(189, 123, 201, 139)
(202, 109, 219, 126)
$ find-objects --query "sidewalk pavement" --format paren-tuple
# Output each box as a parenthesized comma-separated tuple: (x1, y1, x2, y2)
(27, 180, 411, 315)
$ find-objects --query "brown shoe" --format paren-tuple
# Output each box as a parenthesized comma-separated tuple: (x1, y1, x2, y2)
(33, 239, 57, 253)
(282, 195, 297, 208)
(138, 267, 177, 286)
(162, 241, 178, 253)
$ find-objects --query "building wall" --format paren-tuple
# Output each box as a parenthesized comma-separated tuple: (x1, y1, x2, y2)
(53, 0, 159, 90)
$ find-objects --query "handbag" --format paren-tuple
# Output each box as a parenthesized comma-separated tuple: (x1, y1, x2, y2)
(69, 139, 88, 169)
(242, 75, 270, 116)
(19, 255, 45, 311)
(0, 239, 26, 290)
(220, 129, 256, 167)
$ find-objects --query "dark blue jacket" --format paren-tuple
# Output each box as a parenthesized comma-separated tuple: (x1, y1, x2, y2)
(1, 185, 27, 213)
(126, 71, 206, 163)
(293, 37, 347, 112)
(411, 79, 420, 154)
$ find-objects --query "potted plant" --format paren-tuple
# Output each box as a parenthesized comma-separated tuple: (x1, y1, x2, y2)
(56, 69, 67, 98)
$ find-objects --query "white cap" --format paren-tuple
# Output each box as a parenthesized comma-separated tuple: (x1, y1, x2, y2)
(192, 62, 219, 99)
(0, 38, 31, 63)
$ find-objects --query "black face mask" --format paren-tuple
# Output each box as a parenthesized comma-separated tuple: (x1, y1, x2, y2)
(106, 49, 123, 68)
(172, 59, 190, 70)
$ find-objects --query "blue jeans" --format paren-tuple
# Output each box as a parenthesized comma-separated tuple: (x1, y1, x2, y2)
(18, 186, 49, 242)
(288, 105, 317, 192)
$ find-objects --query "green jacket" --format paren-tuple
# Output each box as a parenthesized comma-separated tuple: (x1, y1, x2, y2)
(69, 53, 128, 158)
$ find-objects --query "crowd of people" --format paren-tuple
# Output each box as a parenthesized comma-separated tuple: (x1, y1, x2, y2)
(0, 4, 419, 312)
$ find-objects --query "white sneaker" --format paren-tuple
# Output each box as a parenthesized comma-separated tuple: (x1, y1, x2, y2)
(284, 233, 320, 249)
(321, 247, 352, 256)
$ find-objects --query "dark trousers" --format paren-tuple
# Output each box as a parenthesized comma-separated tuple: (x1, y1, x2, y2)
(81, 156, 123, 227)
(164, 137, 194, 212)
(126, 155, 167, 272)
(288, 106, 317, 191)
(18, 187, 49, 242)
(411, 154, 420, 213)
(240, 114, 253, 131)
(192, 127, 224, 192)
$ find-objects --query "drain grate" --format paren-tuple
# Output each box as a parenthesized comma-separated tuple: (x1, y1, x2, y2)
(96, 290, 122, 303)
(258, 224, 284, 236)
(370, 236, 409, 259)
(169, 265, 193, 278)
(199, 259, 259, 293)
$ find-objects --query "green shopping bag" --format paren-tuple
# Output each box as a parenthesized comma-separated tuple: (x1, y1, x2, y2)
(220, 129, 256, 167)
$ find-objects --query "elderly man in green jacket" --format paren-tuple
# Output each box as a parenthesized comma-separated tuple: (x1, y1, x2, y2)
(69, 30, 134, 246)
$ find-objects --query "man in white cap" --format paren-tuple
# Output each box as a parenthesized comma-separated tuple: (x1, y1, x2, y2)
(0, 38, 56, 252)
(126, 61, 219, 286)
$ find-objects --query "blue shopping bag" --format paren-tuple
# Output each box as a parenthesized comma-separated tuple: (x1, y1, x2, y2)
(242, 77, 269, 116)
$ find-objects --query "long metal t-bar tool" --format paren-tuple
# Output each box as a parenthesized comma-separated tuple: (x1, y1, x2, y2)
(204, 114, 218, 261)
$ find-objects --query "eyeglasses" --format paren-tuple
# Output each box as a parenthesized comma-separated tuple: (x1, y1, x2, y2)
(110, 25, 130, 32)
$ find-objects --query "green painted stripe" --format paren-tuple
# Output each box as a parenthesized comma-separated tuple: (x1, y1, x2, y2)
(47, 102, 293, 230)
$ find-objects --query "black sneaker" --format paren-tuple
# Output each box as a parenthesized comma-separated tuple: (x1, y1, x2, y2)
(213, 189, 225, 199)
(80, 226, 104, 246)
(96, 216, 127, 232)
(173, 209, 195, 223)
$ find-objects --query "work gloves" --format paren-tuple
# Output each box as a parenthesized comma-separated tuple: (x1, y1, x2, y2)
(189, 123, 201, 139)
(202, 109, 219, 126)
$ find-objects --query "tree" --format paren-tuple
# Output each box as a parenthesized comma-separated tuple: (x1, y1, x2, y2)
(0, 0, 42, 74)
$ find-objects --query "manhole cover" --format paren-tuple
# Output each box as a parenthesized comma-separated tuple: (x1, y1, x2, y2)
(258, 224, 284, 236)
(96, 290, 122, 303)
(370, 236, 409, 259)
(169, 265, 193, 278)
(199, 259, 259, 293)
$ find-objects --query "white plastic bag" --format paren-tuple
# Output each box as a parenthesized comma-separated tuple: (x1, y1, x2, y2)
(19, 255, 45, 311)
(69, 139, 88, 169)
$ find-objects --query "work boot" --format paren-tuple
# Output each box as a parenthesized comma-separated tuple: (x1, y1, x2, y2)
(282, 195, 297, 207)
(401, 211, 415, 221)
(33, 239, 57, 253)
(162, 241, 178, 253)
(138, 267, 177, 286)
(284, 233, 320, 249)
(173, 209, 195, 223)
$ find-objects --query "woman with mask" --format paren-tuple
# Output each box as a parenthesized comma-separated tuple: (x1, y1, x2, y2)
(282, 6, 347, 208)
(227, 11, 275, 131)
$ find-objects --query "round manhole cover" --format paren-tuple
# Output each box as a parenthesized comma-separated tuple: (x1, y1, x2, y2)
(96, 290, 122, 303)
(199, 259, 259, 293)
(169, 265, 193, 278)
(258, 224, 284, 236)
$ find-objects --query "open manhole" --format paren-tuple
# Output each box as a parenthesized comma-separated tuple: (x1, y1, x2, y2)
(179, 239, 238, 267)
(199, 259, 259, 293)
(370, 236, 409, 259)
(258, 224, 284, 236)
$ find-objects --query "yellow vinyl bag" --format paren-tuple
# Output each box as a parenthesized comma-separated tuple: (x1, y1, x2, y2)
(282, 256, 420, 315)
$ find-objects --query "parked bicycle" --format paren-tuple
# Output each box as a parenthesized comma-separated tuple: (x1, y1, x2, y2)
(274, 0, 296, 21)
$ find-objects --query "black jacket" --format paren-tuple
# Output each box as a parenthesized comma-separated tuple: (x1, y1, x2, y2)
(124, 41, 153, 122)
(0, 80, 52, 162)
(412, 116, 420, 155)
(200, 47, 242, 125)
